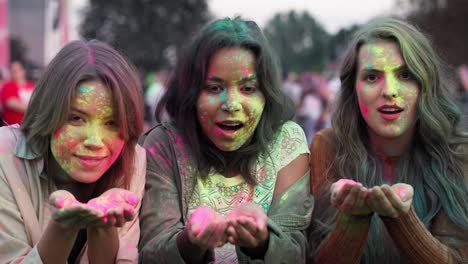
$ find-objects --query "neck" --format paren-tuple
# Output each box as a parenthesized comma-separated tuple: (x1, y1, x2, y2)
(47, 154, 96, 202)
(368, 127, 415, 157)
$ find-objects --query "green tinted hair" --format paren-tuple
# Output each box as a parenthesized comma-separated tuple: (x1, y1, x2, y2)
(21, 40, 144, 194)
(311, 18, 467, 261)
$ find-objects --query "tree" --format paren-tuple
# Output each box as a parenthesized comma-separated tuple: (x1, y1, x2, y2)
(80, 0, 211, 73)
(264, 11, 331, 74)
(397, 0, 468, 67)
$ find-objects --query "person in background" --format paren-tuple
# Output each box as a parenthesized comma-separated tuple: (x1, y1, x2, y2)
(309, 18, 467, 263)
(0, 60, 35, 125)
(0, 40, 146, 263)
(139, 17, 313, 263)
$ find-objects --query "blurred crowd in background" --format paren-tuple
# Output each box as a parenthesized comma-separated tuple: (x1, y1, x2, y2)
(1, 0, 467, 139)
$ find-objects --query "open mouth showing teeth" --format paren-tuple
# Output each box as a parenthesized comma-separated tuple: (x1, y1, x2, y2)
(379, 108, 403, 114)
(217, 123, 244, 131)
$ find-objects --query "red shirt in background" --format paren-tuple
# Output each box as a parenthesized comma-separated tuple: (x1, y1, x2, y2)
(0, 80, 35, 125)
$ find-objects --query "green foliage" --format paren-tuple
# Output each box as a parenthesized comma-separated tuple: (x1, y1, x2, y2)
(263, 10, 359, 74)
(80, 0, 211, 73)
(264, 11, 330, 73)
(398, 0, 468, 66)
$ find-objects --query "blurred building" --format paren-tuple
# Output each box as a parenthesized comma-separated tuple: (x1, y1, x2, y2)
(0, 0, 84, 76)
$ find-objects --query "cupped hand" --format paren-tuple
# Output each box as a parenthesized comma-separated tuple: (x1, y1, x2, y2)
(87, 188, 139, 227)
(366, 183, 414, 218)
(226, 203, 269, 248)
(49, 190, 104, 229)
(186, 206, 228, 250)
(330, 179, 372, 216)
(49, 188, 139, 229)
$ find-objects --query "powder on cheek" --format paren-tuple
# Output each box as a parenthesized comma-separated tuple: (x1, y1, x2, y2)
(359, 103, 369, 117)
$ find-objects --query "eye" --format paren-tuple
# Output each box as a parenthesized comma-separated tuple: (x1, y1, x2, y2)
(205, 84, 224, 94)
(364, 73, 379, 83)
(398, 70, 413, 80)
(105, 120, 119, 128)
(240, 85, 257, 94)
(68, 114, 84, 124)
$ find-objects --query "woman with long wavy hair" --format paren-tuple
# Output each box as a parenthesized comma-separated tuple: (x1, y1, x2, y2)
(309, 18, 467, 263)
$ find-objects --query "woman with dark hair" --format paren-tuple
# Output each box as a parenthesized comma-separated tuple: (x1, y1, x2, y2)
(139, 17, 313, 263)
(0, 40, 146, 263)
(309, 18, 468, 263)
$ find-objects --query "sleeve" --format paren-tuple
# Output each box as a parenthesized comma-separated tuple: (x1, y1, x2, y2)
(381, 207, 468, 264)
(0, 155, 43, 263)
(276, 121, 310, 170)
(235, 121, 314, 263)
(137, 127, 189, 263)
(237, 172, 314, 263)
(309, 129, 372, 264)
(0, 82, 18, 103)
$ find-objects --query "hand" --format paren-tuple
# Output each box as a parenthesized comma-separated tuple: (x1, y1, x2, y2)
(49, 190, 104, 230)
(330, 179, 372, 216)
(49, 188, 139, 229)
(87, 188, 139, 227)
(366, 183, 413, 218)
(226, 203, 269, 249)
(186, 206, 228, 250)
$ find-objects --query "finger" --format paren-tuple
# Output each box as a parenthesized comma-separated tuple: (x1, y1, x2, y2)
(49, 190, 77, 208)
(196, 222, 216, 248)
(119, 191, 140, 207)
(122, 206, 136, 221)
(340, 185, 360, 212)
(53, 204, 93, 221)
(332, 183, 353, 207)
(226, 225, 238, 243)
(370, 187, 397, 217)
(238, 216, 258, 235)
(207, 220, 227, 248)
(355, 187, 369, 211)
(234, 222, 257, 247)
(381, 185, 406, 212)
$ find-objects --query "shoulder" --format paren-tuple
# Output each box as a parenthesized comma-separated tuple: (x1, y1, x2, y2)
(140, 122, 180, 147)
(0, 125, 22, 155)
(275, 121, 307, 140)
(310, 128, 337, 154)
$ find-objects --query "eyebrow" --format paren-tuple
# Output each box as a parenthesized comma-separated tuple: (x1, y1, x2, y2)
(206, 75, 258, 84)
(360, 64, 408, 72)
(70, 107, 114, 119)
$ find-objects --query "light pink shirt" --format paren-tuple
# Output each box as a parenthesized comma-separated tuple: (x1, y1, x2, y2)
(0, 125, 146, 263)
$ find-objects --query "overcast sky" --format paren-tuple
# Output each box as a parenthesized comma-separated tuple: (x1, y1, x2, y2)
(208, 0, 397, 33)
(70, 0, 398, 39)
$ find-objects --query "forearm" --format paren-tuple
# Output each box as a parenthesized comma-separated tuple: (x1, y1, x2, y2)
(5, 98, 28, 112)
(314, 212, 372, 264)
(37, 220, 79, 263)
(87, 227, 119, 264)
(382, 207, 462, 264)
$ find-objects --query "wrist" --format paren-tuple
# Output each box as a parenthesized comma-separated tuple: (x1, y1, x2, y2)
(51, 218, 81, 233)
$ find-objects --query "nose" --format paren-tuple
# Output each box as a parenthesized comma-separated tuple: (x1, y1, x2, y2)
(382, 75, 399, 99)
(221, 89, 241, 112)
(83, 128, 105, 149)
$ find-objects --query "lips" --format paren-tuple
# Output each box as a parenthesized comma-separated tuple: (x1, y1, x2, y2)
(378, 105, 403, 121)
(75, 155, 107, 168)
(215, 120, 244, 131)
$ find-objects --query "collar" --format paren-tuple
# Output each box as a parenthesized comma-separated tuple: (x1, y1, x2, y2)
(13, 125, 47, 179)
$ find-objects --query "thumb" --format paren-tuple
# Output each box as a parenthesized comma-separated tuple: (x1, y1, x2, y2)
(49, 190, 76, 208)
